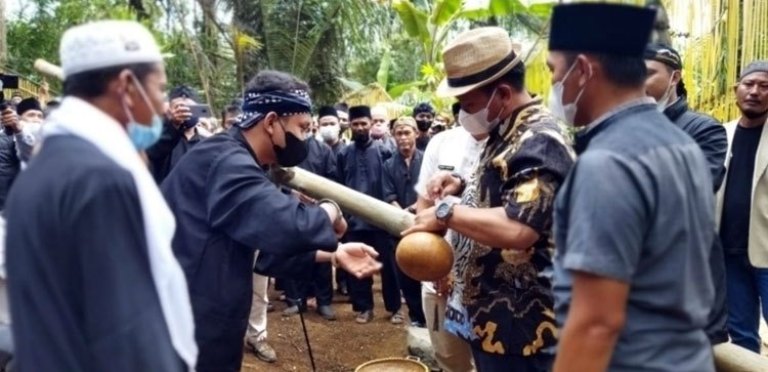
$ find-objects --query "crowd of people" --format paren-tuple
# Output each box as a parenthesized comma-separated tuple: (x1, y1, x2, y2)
(0, 2, 766, 372)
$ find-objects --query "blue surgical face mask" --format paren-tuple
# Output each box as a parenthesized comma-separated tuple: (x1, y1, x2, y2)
(123, 73, 163, 150)
(127, 115, 163, 150)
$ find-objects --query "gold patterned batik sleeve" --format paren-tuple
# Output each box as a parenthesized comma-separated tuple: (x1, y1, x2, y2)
(500, 130, 574, 234)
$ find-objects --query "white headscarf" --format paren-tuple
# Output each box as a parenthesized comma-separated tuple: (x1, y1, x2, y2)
(43, 97, 198, 370)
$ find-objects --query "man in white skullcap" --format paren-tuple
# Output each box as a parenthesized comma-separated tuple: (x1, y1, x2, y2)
(4, 20, 197, 371)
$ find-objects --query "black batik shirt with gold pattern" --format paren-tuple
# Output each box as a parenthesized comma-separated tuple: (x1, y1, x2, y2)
(446, 99, 574, 357)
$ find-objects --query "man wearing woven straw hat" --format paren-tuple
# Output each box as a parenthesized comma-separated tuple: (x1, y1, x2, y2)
(547, 4, 716, 372)
(404, 27, 574, 371)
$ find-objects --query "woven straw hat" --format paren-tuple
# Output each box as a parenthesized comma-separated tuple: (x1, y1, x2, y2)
(437, 27, 522, 97)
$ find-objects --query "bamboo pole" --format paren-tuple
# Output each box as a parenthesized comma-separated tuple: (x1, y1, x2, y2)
(714, 343, 768, 372)
(270, 166, 415, 236)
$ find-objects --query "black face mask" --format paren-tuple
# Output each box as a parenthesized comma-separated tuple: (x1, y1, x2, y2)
(416, 119, 432, 132)
(273, 121, 308, 167)
(182, 115, 200, 130)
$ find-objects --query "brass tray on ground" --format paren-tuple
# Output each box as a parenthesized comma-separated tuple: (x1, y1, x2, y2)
(355, 356, 429, 372)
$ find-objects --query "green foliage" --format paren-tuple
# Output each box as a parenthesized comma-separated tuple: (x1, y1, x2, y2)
(3, 0, 554, 114)
(227, 0, 383, 105)
(392, 0, 430, 46)
(5, 0, 147, 92)
(430, 0, 462, 26)
(381, 0, 553, 107)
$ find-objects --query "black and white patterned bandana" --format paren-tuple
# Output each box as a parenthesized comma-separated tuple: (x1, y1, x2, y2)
(236, 88, 312, 129)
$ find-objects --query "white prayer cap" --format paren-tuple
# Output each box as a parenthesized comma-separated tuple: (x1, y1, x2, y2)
(60, 20, 163, 79)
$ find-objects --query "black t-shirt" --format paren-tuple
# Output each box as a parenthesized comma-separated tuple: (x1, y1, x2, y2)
(720, 124, 764, 253)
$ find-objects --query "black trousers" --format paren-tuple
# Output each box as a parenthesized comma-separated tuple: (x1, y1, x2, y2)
(393, 237, 426, 324)
(336, 267, 348, 290)
(336, 236, 349, 291)
(706, 237, 729, 344)
(283, 262, 334, 306)
(346, 230, 401, 313)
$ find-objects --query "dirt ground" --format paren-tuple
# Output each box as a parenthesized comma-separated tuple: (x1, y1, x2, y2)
(240, 277, 410, 372)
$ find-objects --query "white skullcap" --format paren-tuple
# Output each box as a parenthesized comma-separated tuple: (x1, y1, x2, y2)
(60, 20, 163, 79)
(371, 105, 388, 116)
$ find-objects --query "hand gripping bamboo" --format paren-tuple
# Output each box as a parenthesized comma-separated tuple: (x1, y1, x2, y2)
(270, 166, 453, 281)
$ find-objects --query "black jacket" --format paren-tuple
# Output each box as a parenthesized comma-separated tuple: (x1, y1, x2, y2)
(146, 119, 203, 184)
(161, 128, 337, 371)
(664, 97, 729, 345)
(664, 97, 728, 191)
(6, 135, 183, 371)
(0, 134, 20, 211)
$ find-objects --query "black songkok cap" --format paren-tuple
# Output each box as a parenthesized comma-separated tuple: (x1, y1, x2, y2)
(16, 98, 42, 116)
(644, 43, 682, 70)
(318, 106, 338, 119)
(348, 105, 371, 120)
(549, 3, 656, 57)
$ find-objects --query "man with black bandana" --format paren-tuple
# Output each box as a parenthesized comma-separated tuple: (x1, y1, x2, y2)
(161, 71, 382, 371)
(146, 85, 205, 183)
(336, 105, 401, 324)
(413, 102, 435, 151)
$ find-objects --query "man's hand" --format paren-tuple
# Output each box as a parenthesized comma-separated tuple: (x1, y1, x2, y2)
(427, 171, 462, 200)
(401, 206, 445, 236)
(335, 242, 382, 279)
(292, 190, 317, 204)
(169, 102, 192, 127)
(1, 108, 21, 134)
(434, 275, 453, 297)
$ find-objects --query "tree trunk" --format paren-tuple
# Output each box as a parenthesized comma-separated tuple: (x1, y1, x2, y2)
(198, 0, 218, 67)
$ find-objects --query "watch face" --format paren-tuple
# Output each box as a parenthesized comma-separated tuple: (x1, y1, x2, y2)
(436, 202, 451, 219)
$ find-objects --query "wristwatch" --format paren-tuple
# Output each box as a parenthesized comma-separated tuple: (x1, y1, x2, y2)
(435, 197, 460, 224)
(450, 172, 467, 194)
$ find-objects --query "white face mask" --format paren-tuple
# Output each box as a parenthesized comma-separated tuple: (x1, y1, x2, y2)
(318, 124, 340, 142)
(548, 60, 590, 126)
(655, 74, 677, 112)
(458, 89, 500, 135)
